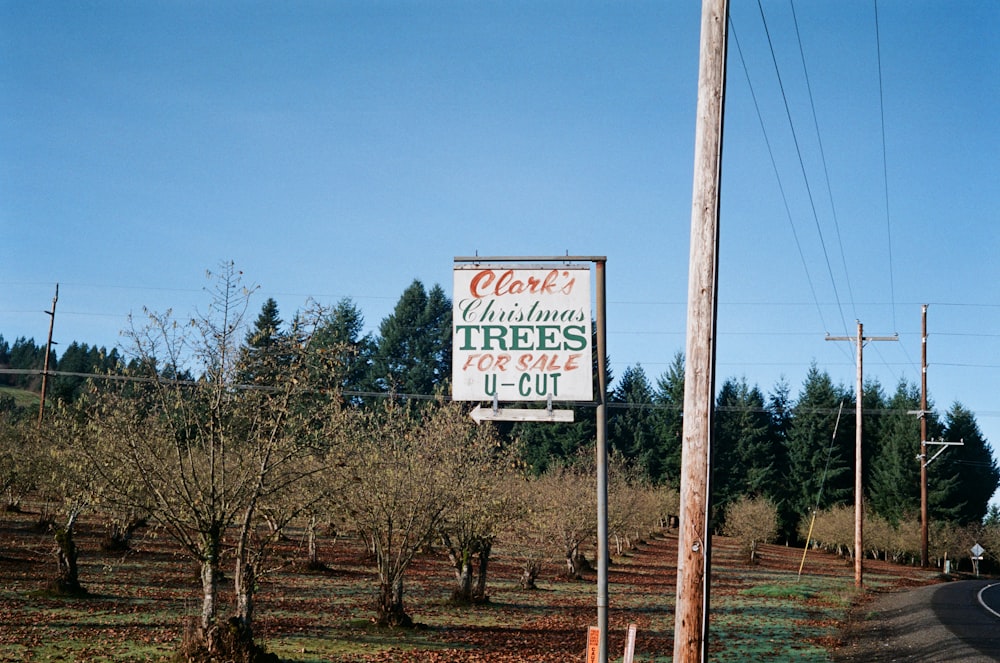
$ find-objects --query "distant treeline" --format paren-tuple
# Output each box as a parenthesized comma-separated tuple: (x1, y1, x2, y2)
(0, 335, 122, 403)
(3, 276, 998, 541)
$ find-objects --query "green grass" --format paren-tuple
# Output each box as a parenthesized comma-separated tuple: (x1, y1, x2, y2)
(0, 385, 39, 408)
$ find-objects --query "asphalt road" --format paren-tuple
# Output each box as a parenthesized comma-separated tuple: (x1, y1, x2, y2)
(836, 579, 1000, 662)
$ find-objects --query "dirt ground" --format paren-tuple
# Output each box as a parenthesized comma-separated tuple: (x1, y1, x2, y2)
(0, 502, 952, 662)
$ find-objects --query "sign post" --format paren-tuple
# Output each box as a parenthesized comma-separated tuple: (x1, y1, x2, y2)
(972, 543, 985, 577)
(623, 623, 638, 663)
(453, 255, 608, 663)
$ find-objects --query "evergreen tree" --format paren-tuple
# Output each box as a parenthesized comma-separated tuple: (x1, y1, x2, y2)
(515, 417, 595, 476)
(931, 403, 1000, 525)
(247, 297, 284, 348)
(712, 376, 776, 523)
(860, 377, 888, 490)
(0, 335, 10, 386)
(767, 377, 793, 445)
(867, 379, 922, 524)
(312, 298, 376, 398)
(609, 364, 658, 475)
(239, 297, 286, 386)
(779, 364, 852, 542)
(764, 378, 793, 512)
(514, 323, 605, 475)
(9, 337, 45, 391)
(650, 352, 685, 487)
(370, 280, 451, 397)
(50, 342, 90, 403)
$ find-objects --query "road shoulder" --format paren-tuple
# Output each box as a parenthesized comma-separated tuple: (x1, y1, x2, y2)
(833, 578, 1000, 663)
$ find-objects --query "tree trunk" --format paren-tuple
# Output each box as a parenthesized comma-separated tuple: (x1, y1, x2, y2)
(565, 545, 579, 578)
(520, 559, 541, 590)
(200, 558, 219, 635)
(443, 532, 475, 604)
(307, 516, 319, 566)
(195, 558, 220, 654)
(235, 505, 252, 630)
(473, 541, 491, 602)
(376, 576, 413, 627)
(198, 530, 222, 652)
(565, 543, 589, 578)
(102, 516, 144, 552)
(451, 554, 474, 603)
(235, 554, 255, 629)
(52, 516, 85, 595)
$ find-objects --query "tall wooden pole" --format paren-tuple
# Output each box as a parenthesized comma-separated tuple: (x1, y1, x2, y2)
(826, 323, 897, 588)
(673, 1, 728, 661)
(853, 322, 864, 587)
(920, 304, 929, 567)
(37, 283, 59, 428)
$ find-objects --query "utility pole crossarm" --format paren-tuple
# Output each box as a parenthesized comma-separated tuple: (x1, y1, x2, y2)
(825, 334, 899, 343)
(921, 439, 964, 468)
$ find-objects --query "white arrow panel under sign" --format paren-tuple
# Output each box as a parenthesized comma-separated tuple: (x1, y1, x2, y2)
(470, 404, 574, 424)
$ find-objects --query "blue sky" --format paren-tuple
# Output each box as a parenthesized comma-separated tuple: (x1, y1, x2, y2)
(2, 2, 998, 499)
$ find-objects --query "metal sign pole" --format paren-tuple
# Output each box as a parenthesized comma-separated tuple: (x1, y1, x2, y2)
(595, 258, 608, 663)
(454, 254, 608, 663)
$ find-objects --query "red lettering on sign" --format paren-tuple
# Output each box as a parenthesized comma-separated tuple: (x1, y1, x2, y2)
(468, 269, 577, 298)
(513, 353, 581, 372)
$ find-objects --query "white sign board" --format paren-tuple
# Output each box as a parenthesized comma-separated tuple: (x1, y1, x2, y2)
(452, 265, 593, 402)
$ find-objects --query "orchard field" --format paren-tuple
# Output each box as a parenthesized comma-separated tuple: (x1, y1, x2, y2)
(0, 500, 940, 663)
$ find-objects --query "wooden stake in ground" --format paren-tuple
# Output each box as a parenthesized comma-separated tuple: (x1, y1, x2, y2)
(673, 1, 728, 662)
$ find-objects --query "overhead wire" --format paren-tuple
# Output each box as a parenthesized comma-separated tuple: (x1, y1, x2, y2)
(784, 1, 913, 386)
(873, 0, 899, 334)
(753, 0, 851, 339)
(729, 17, 832, 340)
(787, 0, 858, 322)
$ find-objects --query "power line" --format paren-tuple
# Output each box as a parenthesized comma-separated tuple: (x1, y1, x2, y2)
(872, 0, 899, 333)
(753, 0, 851, 338)
(788, 0, 858, 321)
(730, 18, 830, 335)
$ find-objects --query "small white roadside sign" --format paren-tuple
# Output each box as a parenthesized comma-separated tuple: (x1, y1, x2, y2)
(971, 543, 985, 576)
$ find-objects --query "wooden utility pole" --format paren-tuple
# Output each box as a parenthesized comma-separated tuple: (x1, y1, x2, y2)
(826, 322, 896, 587)
(37, 283, 59, 428)
(673, 1, 728, 661)
(920, 304, 929, 567)
(909, 305, 963, 569)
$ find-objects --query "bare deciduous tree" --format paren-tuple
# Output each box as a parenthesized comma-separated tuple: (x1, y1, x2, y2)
(517, 456, 596, 580)
(85, 263, 342, 660)
(437, 432, 525, 604)
(328, 397, 493, 626)
(722, 495, 779, 564)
